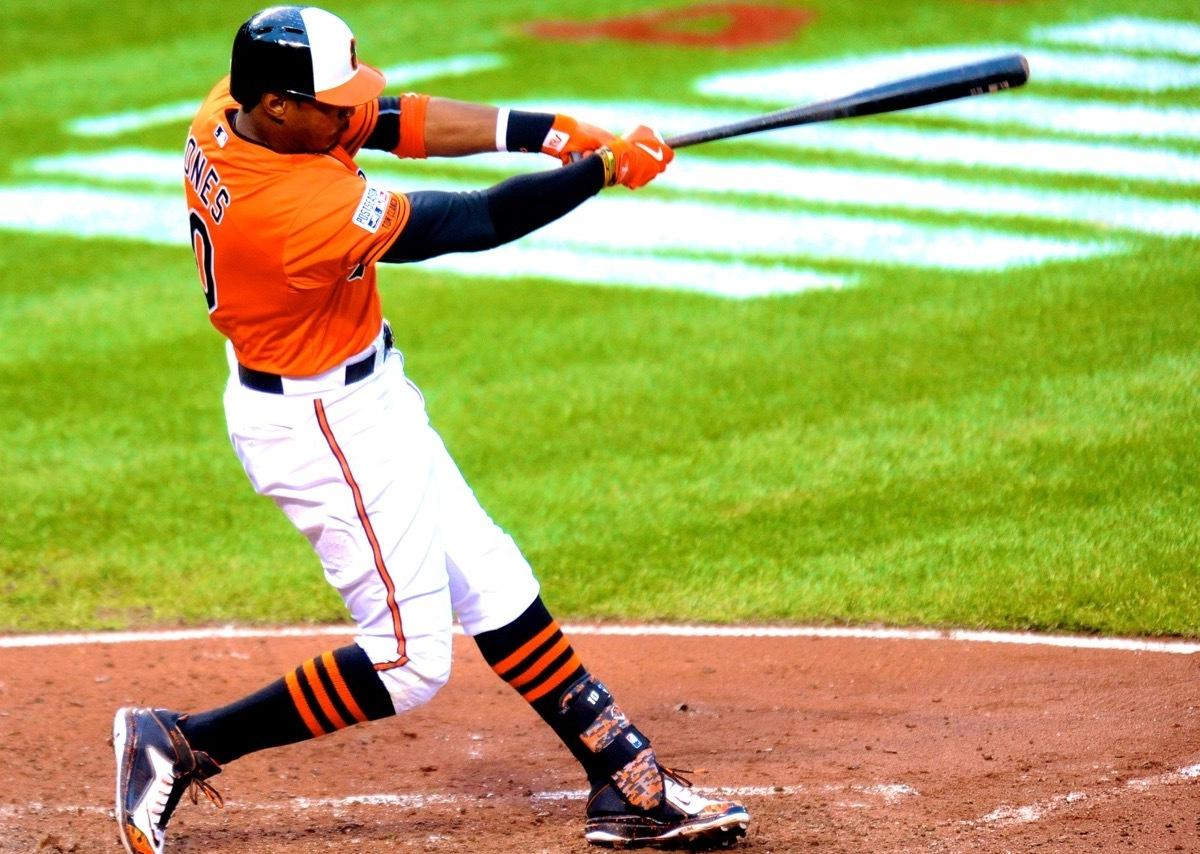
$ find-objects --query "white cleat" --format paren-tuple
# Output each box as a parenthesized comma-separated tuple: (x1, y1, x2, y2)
(113, 707, 222, 854)
(584, 767, 750, 849)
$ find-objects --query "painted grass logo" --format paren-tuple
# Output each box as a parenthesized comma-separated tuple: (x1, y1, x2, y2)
(1, 17, 1198, 298)
(527, 2, 814, 48)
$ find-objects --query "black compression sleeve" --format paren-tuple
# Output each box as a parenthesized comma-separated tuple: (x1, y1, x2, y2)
(383, 190, 497, 263)
(381, 156, 606, 263)
(364, 96, 400, 151)
(487, 155, 605, 243)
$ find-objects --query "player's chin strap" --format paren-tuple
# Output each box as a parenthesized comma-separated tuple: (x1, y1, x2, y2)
(559, 677, 664, 810)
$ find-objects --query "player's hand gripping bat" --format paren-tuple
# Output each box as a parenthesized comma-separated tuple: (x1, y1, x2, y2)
(664, 53, 1029, 149)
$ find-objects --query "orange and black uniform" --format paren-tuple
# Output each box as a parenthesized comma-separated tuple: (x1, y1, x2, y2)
(178, 80, 624, 776)
(121, 13, 745, 850)
(184, 77, 606, 379)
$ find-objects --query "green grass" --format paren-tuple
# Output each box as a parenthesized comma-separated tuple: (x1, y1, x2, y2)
(1, 0, 1198, 635)
(397, 249, 1200, 634)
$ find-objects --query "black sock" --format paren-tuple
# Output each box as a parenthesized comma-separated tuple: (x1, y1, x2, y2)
(475, 597, 656, 792)
(179, 644, 394, 764)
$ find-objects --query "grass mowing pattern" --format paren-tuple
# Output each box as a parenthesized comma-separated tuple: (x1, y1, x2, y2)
(0, 0, 1197, 634)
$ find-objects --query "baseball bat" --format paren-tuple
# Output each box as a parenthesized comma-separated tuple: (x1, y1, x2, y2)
(664, 53, 1029, 149)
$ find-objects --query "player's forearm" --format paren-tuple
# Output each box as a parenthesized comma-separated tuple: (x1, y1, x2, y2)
(419, 99, 607, 162)
(421, 98, 501, 157)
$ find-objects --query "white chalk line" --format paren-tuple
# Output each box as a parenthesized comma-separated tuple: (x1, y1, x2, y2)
(697, 45, 1200, 98)
(0, 178, 1116, 275)
(966, 761, 1200, 829)
(27, 148, 1200, 238)
(0, 623, 1196, 654)
(515, 98, 1200, 185)
(0, 781, 906, 821)
(1032, 17, 1200, 58)
(12, 764, 1200, 829)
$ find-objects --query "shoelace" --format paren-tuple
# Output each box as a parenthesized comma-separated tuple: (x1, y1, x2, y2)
(159, 769, 224, 830)
(187, 774, 224, 809)
(659, 766, 694, 788)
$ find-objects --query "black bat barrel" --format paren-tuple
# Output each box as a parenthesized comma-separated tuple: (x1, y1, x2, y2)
(665, 53, 1029, 150)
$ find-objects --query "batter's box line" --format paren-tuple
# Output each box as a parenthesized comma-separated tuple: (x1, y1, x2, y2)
(962, 759, 1200, 830)
(3, 623, 1198, 654)
(20, 766, 1198, 824)
(0, 781, 918, 821)
(528, 782, 916, 804)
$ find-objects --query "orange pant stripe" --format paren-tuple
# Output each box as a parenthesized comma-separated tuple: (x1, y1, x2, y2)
(315, 399, 408, 670)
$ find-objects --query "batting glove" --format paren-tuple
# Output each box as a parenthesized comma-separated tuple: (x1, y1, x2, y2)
(597, 125, 674, 190)
(542, 114, 616, 164)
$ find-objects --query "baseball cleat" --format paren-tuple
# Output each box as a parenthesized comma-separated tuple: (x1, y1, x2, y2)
(584, 767, 750, 849)
(113, 707, 223, 854)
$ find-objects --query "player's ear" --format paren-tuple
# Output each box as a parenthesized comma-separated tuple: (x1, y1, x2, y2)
(259, 91, 290, 122)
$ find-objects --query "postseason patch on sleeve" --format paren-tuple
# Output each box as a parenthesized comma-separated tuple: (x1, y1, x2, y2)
(352, 185, 392, 233)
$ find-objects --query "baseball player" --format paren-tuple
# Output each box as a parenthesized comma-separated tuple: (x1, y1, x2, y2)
(112, 6, 750, 853)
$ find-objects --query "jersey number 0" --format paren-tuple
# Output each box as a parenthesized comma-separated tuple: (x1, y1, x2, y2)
(189, 210, 218, 313)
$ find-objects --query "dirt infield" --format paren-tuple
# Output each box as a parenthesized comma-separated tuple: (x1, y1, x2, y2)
(1, 629, 1197, 853)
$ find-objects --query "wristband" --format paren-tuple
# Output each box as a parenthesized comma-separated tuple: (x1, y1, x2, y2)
(494, 108, 510, 153)
(503, 110, 556, 153)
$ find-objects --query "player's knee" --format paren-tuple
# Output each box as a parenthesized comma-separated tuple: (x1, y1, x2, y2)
(374, 634, 453, 714)
(447, 545, 541, 635)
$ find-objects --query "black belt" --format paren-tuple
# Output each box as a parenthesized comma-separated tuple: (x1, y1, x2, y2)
(238, 324, 394, 395)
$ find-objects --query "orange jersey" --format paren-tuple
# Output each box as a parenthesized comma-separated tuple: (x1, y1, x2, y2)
(184, 78, 415, 376)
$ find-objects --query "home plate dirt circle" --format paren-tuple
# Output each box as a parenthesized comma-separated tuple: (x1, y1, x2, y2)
(0, 627, 1196, 853)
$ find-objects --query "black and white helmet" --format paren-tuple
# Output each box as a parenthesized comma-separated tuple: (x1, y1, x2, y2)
(229, 6, 385, 108)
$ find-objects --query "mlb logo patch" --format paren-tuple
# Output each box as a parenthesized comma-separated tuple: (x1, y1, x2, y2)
(213, 125, 229, 148)
(353, 186, 390, 233)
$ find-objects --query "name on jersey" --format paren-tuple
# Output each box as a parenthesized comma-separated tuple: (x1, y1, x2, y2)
(353, 185, 391, 233)
(184, 135, 232, 224)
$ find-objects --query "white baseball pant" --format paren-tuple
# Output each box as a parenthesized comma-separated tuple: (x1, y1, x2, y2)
(222, 335, 540, 713)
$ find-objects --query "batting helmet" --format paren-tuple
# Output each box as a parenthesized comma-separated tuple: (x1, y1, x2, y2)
(229, 6, 385, 108)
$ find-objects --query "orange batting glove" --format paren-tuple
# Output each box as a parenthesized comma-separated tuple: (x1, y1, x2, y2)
(596, 125, 674, 190)
(542, 114, 615, 164)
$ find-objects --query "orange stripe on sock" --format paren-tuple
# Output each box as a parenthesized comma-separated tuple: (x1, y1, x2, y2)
(285, 670, 326, 738)
(303, 658, 349, 731)
(522, 652, 583, 703)
(321, 652, 369, 724)
(509, 635, 572, 689)
(491, 622, 560, 677)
